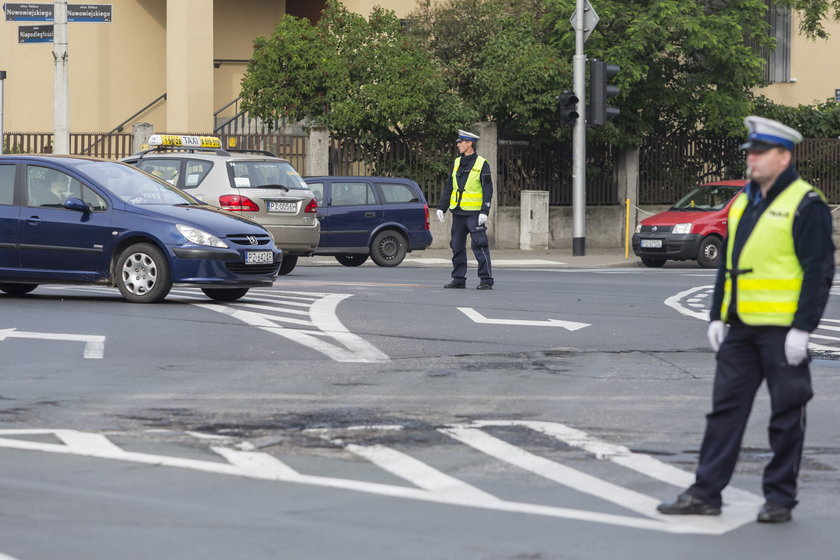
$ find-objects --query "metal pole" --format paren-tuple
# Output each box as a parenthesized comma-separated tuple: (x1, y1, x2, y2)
(54, 0, 69, 155)
(572, 0, 587, 256)
(0, 70, 6, 155)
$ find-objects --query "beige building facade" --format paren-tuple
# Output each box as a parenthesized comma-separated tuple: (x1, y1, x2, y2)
(0, 1, 837, 135)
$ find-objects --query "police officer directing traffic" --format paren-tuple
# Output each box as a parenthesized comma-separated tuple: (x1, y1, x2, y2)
(437, 129, 494, 289)
(658, 116, 835, 523)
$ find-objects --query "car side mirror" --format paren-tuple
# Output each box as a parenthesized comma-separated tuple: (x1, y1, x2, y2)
(63, 197, 91, 213)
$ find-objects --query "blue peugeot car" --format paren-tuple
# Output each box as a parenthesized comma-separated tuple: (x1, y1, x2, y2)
(303, 176, 433, 267)
(0, 155, 282, 302)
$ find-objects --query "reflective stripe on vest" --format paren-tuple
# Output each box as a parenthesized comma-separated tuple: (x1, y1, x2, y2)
(720, 179, 818, 325)
(450, 156, 486, 211)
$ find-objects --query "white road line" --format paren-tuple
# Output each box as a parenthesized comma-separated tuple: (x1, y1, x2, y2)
(0, 553, 23, 560)
(0, 426, 758, 535)
(664, 286, 712, 321)
(345, 444, 499, 503)
(0, 328, 105, 359)
(457, 307, 590, 330)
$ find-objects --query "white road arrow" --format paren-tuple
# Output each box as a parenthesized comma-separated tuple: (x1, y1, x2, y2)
(457, 307, 590, 331)
(0, 328, 105, 359)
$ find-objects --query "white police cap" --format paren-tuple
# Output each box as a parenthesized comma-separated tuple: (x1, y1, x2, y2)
(457, 129, 480, 142)
(741, 115, 802, 151)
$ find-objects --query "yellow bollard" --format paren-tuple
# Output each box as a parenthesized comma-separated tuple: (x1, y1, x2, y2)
(625, 198, 630, 259)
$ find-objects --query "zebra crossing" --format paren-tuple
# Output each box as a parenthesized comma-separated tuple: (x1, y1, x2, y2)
(0, 420, 763, 536)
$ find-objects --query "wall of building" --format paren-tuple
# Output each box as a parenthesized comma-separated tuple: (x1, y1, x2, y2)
(756, 14, 840, 107)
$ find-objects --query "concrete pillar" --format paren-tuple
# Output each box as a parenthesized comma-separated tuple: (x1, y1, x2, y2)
(473, 121, 498, 247)
(131, 122, 154, 154)
(617, 147, 640, 244)
(306, 126, 330, 176)
(166, 0, 214, 132)
(520, 190, 550, 250)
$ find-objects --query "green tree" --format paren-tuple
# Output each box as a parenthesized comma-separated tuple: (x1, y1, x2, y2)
(407, 0, 566, 139)
(240, 0, 473, 143)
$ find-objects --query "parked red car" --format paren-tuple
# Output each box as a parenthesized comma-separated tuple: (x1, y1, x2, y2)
(632, 180, 747, 268)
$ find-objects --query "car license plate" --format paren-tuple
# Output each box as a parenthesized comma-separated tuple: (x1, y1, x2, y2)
(267, 201, 297, 213)
(640, 239, 663, 248)
(245, 251, 274, 264)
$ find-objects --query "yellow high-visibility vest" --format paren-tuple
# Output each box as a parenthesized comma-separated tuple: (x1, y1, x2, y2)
(721, 179, 821, 325)
(450, 156, 486, 211)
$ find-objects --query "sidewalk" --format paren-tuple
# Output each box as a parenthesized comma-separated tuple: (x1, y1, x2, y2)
(303, 247, 640, 269)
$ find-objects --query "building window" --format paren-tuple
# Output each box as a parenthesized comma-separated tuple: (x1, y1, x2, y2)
(749, 2, 791, 83)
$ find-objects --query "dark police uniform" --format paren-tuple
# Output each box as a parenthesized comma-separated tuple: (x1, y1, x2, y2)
(438, 150, 494, 287)
(659, 116, 835, 523)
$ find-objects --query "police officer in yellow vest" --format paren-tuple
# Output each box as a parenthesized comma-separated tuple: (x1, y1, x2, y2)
(436, 129, 494, 289)
(658, 117, 835, 523)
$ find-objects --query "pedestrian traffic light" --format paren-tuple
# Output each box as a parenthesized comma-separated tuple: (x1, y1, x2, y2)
(558, 91, 579, 126)
(589, 59, 620, 126)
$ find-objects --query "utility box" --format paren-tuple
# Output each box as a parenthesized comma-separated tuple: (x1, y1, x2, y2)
(520, 190, 549, 250)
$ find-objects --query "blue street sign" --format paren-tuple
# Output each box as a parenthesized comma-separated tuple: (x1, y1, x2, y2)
(18, 24, 52, 43)
(4, 3, 111, 22)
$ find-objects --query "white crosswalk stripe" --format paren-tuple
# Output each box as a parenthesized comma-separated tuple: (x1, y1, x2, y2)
(0, 422, 763, 535)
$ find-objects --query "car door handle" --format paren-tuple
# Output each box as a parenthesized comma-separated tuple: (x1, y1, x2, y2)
(24, 216, 44, 224)
(365, 212, 375, 217)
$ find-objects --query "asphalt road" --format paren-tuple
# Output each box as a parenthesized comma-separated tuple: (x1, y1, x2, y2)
(1, 262, 839, 560)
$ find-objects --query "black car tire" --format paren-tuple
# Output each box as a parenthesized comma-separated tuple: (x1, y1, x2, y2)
(201, 287, 250, 301)
(0, 283, 38, 295)
(278, 255, 298, 275)
(336, 254, 368, 267)
(641, 257, 666, 268)
(116, 243, 172, 303)
(370, 230, 407, 267)
(696, 236, 722, 269)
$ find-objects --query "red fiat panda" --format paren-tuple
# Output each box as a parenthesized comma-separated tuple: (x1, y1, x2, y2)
(632, 180, 747, 268)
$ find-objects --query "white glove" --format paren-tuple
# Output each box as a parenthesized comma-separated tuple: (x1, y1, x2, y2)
(784, 328, 810, 366)
(477, 213, 488, 226)
(436, 209, 445, 223)
(707, 320, 726, 352)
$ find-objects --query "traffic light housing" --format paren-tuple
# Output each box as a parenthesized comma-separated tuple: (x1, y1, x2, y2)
(558, 91, 579, 126)
(589, 59, 620, 126)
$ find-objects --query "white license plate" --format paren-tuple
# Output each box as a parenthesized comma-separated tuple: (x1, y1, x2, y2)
(267, 201, 297, 213)
(245, 251, 274, 264)
(640, 239, 663, 248)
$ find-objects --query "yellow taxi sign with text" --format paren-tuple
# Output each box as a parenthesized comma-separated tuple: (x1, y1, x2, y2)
(148, 134, 222, 149)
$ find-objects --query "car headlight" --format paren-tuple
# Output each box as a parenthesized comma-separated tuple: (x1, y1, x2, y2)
(176, 224, 228, 248)
(673, 223, 692, 234)
(635, 224, 641, 233)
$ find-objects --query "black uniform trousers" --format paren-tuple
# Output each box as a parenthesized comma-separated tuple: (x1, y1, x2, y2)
(687, 322, 812, 509)
(449, 212, 493, 284)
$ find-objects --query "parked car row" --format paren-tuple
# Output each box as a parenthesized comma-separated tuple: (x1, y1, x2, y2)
(0, 135, 434, 302)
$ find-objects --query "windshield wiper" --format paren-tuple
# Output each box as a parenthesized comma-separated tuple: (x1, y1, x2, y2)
(255, 184, 290, 191)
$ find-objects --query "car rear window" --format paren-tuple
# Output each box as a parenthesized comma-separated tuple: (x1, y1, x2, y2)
(0, 164, 14, 205)
(377, 182, 419, 203)
(228, 160, 309, 190)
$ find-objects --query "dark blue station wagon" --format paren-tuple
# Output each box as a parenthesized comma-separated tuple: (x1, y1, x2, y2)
(303, 176, 433, 267)
(0, 155, 282, 303)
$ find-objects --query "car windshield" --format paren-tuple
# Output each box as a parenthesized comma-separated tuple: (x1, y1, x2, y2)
(228, 160, 309, 190)
(80, 161, 201, 205)
(671, 184, 742, 211)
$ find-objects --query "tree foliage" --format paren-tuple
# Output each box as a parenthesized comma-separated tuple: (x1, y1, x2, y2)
(753, 96, 840, 137)
(240, 0, 473, 143)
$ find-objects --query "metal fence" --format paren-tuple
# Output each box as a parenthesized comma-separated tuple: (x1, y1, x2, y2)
(2, 132, 133, 159)
(330, 136, 452, 206)
(498, 140, 618, 206)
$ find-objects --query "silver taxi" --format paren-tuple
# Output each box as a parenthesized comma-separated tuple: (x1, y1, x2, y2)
(122, 135, 319, 274)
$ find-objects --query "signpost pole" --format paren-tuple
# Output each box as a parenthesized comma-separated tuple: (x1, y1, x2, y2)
(53, 0, 69, 155)
(0, 71, 6, 154)
(572, 0, 587, 256)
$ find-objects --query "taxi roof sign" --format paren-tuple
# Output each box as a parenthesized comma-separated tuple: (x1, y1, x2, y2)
(148, 135, 222, 149)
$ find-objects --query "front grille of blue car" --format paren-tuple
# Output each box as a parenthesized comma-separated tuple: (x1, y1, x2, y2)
(226, 262, 280, 275)
(227, 234, 273, 246)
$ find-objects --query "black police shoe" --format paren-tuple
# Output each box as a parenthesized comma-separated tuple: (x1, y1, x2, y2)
(476, 281, 493, 290)
(444, 281, 466, 289)
(757, 500, 792, 523)
(657, 493, 721, 515)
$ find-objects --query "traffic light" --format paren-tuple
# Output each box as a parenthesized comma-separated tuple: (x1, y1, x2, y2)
(589, 59, 620, 126)
(558, 91, 579, 126)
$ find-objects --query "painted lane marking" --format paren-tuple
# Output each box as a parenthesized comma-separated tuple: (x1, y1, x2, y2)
(0, 553, 23, 560)
(175, 289, 389, 363)
(0, 328, 105, 359)
(0, 423, 762, 535)
(666, 285, 840, 356)
(457, 307, 590, 331)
